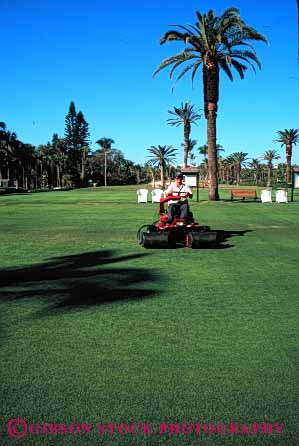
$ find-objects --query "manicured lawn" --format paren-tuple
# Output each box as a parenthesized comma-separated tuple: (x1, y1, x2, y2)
(0, 187, 298, 446)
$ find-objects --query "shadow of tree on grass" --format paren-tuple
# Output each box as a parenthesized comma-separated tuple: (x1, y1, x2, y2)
(0, 250, 159, 317)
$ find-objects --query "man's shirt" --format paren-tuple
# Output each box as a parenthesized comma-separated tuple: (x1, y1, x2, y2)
(165, 183, 192, 204)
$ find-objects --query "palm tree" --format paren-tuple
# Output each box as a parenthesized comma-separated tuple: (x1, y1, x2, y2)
(95, 137, 115, 187)
(144, 161, 157, 187)
(154, 7, 267, 200)
(229, 152, 249, 184)
(181, 139, 199, 165)
(274, 129, 299, 182)
(198, 144, 208, 162)
(250, 158, 262, 184)
(198, 143, 224, 178)
(263, 149, 280, 186)
(147, 145, 177, 188)
(167, 102, 201, 167)
(217, 155, 228, 183)
(189, 152, 197, 166)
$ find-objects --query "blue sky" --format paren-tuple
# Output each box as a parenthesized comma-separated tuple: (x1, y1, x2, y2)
(1, 0, 298, 165)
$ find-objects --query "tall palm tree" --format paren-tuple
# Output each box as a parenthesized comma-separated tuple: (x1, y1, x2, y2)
(217, 155, 229, 183)
(228, 152, 248, 184)
(167, 102, 201, 167)
(147, 145, 177, 188)
(189, 152, 197, 166)
(263, 149, 280, 186)
(154, 7, 267, 200)
(274, 129, 299, 182)
(144, 161, 158, 187)
(181, 139, 199, 165)
(198, 143, 224, 175)
(198, 144, 208, 162)
(95, 137, 115, 187)
(250, 158, 262, 184)
(222, 156, 235, 184)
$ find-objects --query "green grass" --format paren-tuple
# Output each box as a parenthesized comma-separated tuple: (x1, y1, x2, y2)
(0, 186, 298, 446)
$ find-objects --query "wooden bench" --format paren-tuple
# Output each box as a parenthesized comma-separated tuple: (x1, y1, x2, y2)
(231, 189, 257, 201)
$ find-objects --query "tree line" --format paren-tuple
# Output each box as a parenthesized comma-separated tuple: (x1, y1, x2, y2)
(0, 102, 146, 190)
(1, 101, 298, 191)
(145, 101, 299, 188)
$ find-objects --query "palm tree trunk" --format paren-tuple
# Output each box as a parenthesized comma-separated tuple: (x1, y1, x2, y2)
(204, 62, 219, 201)
(267, 163, 272, 187)
(286, 144, 292, 182)
(207, 105, 219, 200)
(236, 165, 240, 185)
(57, 165, 61, 187)
(183, 122, 190, 168)
(104, 150, 107, 187)
(161, 163, 165, 189)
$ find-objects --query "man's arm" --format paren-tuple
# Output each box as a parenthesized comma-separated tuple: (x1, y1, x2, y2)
(165, 185, 173, 196)
(186, 186, 193, 199)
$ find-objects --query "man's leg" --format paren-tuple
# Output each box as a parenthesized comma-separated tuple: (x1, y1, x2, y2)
(179, 202, 189, 219)
(167, 203, 178, 223)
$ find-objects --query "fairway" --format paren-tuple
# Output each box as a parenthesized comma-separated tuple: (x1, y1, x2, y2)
(0, 187, 298, 446)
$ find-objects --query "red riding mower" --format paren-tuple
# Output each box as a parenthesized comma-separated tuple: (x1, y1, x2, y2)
(137, 195, 223, 249)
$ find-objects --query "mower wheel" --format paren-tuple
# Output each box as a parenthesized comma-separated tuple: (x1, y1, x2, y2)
(142, 232, 172, 249)
(137, 224, 156, 244)
(185, 231, 219, 248)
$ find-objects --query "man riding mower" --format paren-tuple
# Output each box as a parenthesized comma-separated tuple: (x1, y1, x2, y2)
(137, 173, 223, 249)
(164, 172, 193, 223)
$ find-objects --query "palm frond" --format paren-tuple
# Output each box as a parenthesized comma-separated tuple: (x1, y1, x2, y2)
(191, 61, 202, 87)
(160, 30, 189, 45)
(274, 129, 299, 145)
(153, 50, 195, 77)
(241, 26, 269, 45)
(231, 49, 261, 69)
(168, 24, 196, 36)
(155, 6, 267, 96)
(169, 49, 195, 78)
(172, 63, 197, 91)
(218, 59, 234, 81)
(230, 59, 247, 79)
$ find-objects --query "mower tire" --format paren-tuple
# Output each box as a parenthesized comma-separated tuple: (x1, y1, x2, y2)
(186, 231, 219, 248)
(142, 232, 172, 249)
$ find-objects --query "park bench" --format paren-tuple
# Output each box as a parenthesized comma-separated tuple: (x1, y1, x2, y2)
(230, 189, 257, 201)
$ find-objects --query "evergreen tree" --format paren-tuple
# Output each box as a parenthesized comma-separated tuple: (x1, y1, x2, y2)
(76, 111, 89, 147)
(64, 101, 78, 150)
(64, 101, 90, 185)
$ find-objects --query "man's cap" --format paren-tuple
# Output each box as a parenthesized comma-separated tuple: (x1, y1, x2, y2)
(175, 173, 184, 179)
